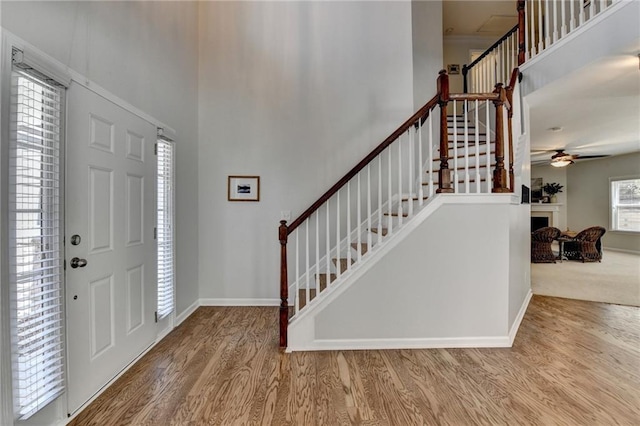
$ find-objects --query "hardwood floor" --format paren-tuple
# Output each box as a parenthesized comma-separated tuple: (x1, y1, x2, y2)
(69, 296, 640, 425)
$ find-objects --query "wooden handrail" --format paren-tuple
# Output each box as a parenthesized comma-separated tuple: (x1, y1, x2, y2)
(462, 24, 519, 93)
(286, 85, 441, 234)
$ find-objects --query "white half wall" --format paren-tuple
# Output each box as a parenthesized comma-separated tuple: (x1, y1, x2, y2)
(197, 1, 440, 301)
(288, 197, 522, 351)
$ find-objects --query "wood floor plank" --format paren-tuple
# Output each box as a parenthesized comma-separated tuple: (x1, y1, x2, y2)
(70, 297, 640, 425)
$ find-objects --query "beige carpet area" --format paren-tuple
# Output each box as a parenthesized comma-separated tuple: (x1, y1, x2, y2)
(531, 248, 640, 307)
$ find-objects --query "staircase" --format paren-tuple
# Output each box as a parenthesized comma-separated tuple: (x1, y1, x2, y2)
(295, 114, 496, 311)
(278, 68, 523, 350)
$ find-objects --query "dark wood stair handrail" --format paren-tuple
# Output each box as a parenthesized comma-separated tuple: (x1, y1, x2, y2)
(286, 74, 444, 235)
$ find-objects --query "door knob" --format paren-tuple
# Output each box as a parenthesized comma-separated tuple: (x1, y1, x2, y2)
(70, 257, 88, 268)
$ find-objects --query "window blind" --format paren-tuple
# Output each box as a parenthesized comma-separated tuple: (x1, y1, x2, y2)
(9, 65, 65, 419)
(156, 140, 175, 320)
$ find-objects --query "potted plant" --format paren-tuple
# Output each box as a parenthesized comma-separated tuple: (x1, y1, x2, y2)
(543, 182, 563, 203)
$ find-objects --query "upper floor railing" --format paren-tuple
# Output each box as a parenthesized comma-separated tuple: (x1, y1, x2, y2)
(463, 0, 619, 94)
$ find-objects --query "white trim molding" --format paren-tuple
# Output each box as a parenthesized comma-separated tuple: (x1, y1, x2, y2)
(509, 290, 533, 345)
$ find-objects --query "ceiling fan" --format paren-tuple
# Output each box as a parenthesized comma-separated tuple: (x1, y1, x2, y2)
(533, 149, 609, 167)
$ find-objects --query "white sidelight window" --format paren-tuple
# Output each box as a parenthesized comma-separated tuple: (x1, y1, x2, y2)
(156, 137, 175, 320)
(610, 177, 640, 233)
(8, 53, 66, 419)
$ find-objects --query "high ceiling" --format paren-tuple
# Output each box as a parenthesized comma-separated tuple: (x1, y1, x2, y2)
(443, 0, 518, 37)
(444, 0, 640, 165)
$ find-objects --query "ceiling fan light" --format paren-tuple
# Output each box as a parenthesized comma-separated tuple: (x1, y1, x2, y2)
(551, 159, 573, 167)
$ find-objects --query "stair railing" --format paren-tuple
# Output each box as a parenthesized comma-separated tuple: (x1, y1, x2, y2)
(279, 69, 520, 348)
(462, 25, 519, 94)
(522, 0, 617, 62)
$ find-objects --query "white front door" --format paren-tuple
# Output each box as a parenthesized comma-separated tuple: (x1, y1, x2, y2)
(65, 82, 157, 414)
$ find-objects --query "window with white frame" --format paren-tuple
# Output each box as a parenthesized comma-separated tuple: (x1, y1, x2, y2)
(156, 138, 175, 320)
(9, 56, 65, 419)
(610, 177, 640, 233)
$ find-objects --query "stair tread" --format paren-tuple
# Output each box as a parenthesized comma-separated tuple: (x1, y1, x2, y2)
(370, 227, 388, 236)
(332, 257, 355, 273)
(350, 242, 369, 255)
(401, 194, 429, 201)
(424, 177, 488, 185)
(384, 211, 409, 217)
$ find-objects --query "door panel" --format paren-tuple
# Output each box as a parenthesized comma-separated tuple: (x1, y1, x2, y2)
(66, 82, 157, 415)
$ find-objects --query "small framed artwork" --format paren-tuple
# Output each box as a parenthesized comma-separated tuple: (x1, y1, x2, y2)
(228, 176, 260, 202)
(447, 64, 461, 75)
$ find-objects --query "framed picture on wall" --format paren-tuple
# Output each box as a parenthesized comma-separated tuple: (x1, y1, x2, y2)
(447, 64, 461, 75)
(228, 176, 260, 202)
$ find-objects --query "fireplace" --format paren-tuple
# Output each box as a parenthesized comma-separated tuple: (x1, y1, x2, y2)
(531, 216, 549, 232)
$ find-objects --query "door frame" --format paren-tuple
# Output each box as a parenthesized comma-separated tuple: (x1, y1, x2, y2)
(0, 31, 178, 423)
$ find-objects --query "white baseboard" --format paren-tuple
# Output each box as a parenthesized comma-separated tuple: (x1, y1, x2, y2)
(175, 299, 200, 326)
(288, 335, 512, 352)
(200, 298, 280, 306)
(509, 289, 533, 345)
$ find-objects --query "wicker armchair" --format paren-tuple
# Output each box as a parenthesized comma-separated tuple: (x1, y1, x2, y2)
(531, 227, 561, 263)
(564, 226, 606, 262)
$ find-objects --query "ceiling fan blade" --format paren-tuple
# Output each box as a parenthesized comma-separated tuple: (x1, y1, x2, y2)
(575, 154, 609, 159)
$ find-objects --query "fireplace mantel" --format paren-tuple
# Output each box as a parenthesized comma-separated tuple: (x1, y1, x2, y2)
(531, 203, 563, 228)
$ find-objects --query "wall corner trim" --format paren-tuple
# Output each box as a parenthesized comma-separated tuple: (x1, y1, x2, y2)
(509, 289, 533, 345)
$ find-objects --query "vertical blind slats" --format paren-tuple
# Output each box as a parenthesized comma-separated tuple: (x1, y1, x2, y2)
(157, 140, 175, 320)
(9, 67, 65, 420)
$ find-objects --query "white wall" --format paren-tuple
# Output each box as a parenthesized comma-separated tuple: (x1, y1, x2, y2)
(531, 164, 568, 231)
(0, 2, 199, 424)
(412, 0, 443, 108)
(197, 1, 440, 302)
(567, 152, 640, 252)
(288, 198, 516, 350)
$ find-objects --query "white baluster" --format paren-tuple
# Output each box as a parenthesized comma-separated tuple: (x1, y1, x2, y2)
(336, 189, 340, 279)
(485, 100, 492, 193)
(599, 0, 606, 14)
(407, 129, 413, 218)
(326, 201, 330, 285)
(453, 101, 459, 193)
(428, 113, 434, 197)
(579, 0, 586, 25)
(377, 155, 382, 245)
(357, 172, 361, 262)
(387, 147, 393, 235)
(525, 0, 530, 60)
(589, 0, 596, 21)
(538, 0, 544, 53)
(545, 0, 552, 48)
(418, 119, 424, 206)
(464, 101, 470, 193)
(560, 0, 576, 37)
(397, 135, 403, 226)
(367, 164, 372, 251)
(295, 229, 299, 314)
(552, 0, 559, 43)
(347, 181, 352, 270)
(305, 220, 310, 306)
(474, 100, 481, 193)
(315, 212, 319, 292)
(531, 0, 537, 55)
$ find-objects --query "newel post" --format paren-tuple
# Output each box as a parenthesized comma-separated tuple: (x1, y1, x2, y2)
(436, 70, 454, 194)
(492, 83, 509, 193)
(517, 0, 526, 65)
(278, 220, 288, 348)
(506, 86, 516, 192)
